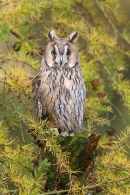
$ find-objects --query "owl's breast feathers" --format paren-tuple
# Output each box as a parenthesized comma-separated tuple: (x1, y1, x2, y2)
(32, 66, 86, 135)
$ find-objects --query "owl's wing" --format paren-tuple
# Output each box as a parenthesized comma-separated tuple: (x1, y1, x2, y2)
(32, 74, 46, 118)
(32, 73, 43, 95)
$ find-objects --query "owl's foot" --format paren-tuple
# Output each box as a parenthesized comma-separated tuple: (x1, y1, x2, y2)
(50, 128, 74, 136)
(60, 132, 74, 136)
(50, 128, 59, 136)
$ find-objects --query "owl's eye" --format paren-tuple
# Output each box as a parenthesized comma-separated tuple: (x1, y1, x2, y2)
(67, 49, 71, 56)
(51, 51, 56, 56)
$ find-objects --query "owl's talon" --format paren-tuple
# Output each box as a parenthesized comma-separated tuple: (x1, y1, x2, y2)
(50, 128, 59, 136)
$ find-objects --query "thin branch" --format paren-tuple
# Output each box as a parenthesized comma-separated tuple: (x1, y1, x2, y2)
(20, 121, 26, 144)
(94, 49, 117, 86)
(106, 129, 130, 168)
(94, 48, 126, 101)
(43, 176, 130, 195)
(0, 1, 16, 9)
(10, 30, 25, 41)
(0, 76, 34, 79)
(110, 102, 127, 126)
(43, 189, 70, 195)
(103, 44, 117, 70)
(94, 0, 130, 48)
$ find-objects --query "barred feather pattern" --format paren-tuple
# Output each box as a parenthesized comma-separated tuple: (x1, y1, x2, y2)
(32, 30, 86, 136)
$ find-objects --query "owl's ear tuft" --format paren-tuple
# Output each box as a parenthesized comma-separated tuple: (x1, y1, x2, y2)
(67, 31, 78, 43)
(48, 30, 57, 41)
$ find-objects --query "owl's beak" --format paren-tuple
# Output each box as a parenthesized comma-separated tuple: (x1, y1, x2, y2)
(60, 56, 63, 66)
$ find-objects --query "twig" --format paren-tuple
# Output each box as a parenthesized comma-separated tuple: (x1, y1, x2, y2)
(94, 49, 117, 86)
(43, 189, 69, 195)
(0, 76, 34, 79)
(108, 114, 116, 124)
(97, 164, 130, 171)
(94, 0, 130, 48)
(110, 102, 127, 126)
(91, 115, 116, 131)
(43, 176, 130, 195)
(20, 121, 26, 144)
(94, 48, 126, 101)
(106, 128, 130, 168)
(10, 30, 25, 41)
(0, 1, 16, 9)
(103, 44, 117, 70)
(106, 176, 130, 183)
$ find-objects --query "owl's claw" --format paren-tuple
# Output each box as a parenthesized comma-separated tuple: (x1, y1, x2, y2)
(50, 128, 74, 137)
(60, 132, 74, 136)
(50, 128, 59, 136)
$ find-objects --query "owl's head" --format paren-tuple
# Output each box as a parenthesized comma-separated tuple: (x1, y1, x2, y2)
(45, 30, 79, 68)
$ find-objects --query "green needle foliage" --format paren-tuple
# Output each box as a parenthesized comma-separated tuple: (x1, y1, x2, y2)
(0, 0, 130, 194)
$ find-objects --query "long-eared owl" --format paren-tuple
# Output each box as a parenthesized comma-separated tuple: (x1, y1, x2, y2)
(32, 30, 86, 136)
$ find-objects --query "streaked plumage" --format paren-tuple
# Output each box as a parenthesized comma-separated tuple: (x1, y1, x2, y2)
(32, 30, 86, 136)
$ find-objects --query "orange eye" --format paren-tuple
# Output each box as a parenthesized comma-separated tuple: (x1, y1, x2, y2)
(67, 49, 71, 56)
(51, 51, 56, 56)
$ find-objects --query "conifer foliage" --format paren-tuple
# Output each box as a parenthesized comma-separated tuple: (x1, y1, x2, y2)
(0, 0, 130, 194)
